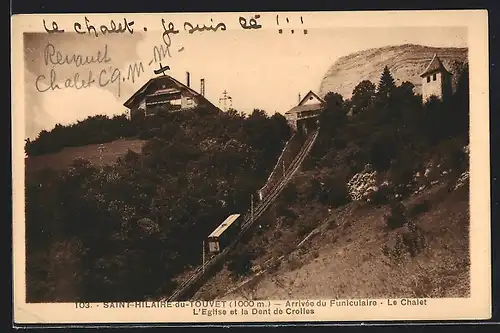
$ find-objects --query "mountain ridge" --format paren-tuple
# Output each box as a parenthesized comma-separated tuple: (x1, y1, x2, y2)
(318, 43, 468, 98)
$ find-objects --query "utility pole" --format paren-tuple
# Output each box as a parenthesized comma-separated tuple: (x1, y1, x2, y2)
(218, 90, 233, 111)
(202, 240, 205, 273)
(98, 144, 105, 169)
(251, 194, 254, 224)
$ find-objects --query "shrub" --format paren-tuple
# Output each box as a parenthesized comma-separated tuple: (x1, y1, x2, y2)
(327, 218, 338, 230)
(368, 184, 393, 205)
(369, 129, 397, 172)
(281, 183, 298, 203)
(383, 222, 426, 262)
(138, 129, 154, 140)
(434, 138, 469, 174)
(297, 221, 315, 238)
(333, 137, 347, 150)
(227, 249, 255, 278)
(389, 152, 416, 191)
(385, 201, 408, 230)
(408, 199, 431, 217)
(319, 175, 350, 208)
(276, 204, 298, 226)
(288, 256, 303, 271)
(305, 178, 322, 201)
(402, 221, 426, 257)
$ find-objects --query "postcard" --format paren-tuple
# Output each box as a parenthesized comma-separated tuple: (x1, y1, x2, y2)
(12, 9, 491, 324)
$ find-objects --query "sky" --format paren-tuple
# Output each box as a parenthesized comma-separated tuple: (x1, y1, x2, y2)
(23, 18, 467, 139)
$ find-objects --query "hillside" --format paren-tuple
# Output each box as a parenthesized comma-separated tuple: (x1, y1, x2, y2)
(318, 44, 468, 99)
(25, 107, 292, 302)
(190, 56, 470, 301)
(25, 138, 145, 181)
(194, 179, 469, 300)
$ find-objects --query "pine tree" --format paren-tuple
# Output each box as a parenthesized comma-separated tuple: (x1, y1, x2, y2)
(377, 66, 396, 100)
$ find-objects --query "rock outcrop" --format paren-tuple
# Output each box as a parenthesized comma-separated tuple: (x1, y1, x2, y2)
(319, 44, 468, 99)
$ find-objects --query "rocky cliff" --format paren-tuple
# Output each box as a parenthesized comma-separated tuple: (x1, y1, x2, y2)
(318, 44, 468, 99)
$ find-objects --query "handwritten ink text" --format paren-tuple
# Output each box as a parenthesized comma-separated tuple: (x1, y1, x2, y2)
(161, 19, 179, 48)
(183, 19, 227, 34)
(43, 42, 111, 67)
(73, 17, 135, 37)
(43, 19, 65, 33)
(239, 15, 262, 30)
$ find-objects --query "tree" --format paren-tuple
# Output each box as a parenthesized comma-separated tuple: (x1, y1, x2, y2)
(451, 62, 469, 141)
(351, 80, 376, 115)
(324, 92, 344, 109)
(369, 128, 397, 172)
(394, 81, 416, 102)
(376, 66, 396, 105)
(319, 92, 348, 135)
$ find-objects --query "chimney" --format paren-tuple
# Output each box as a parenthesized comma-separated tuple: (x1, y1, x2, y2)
(186, 71, 190, 88)
(298, 93, 301, 104)
(200, 78, 205, 96)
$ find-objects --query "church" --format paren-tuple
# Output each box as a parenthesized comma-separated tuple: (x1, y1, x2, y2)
(420, 53, 453, 103)
(284, 53, 455, 132)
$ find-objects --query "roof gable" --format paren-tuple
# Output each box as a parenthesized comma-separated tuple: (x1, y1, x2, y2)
(123, 74, 209, 109)
(420, 54, 452, 77)
(299, 90, 325, 106)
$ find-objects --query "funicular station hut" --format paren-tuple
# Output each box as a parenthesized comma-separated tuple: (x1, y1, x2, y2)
(284, 90, 324, 133)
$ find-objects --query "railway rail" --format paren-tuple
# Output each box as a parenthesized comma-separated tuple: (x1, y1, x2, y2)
(165, 129, 319, 301)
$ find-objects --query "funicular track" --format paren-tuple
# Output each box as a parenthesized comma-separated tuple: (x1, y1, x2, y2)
(166, 129, 319, 302)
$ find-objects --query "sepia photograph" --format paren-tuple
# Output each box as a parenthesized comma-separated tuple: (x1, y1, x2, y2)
(12, 10, 490, 324)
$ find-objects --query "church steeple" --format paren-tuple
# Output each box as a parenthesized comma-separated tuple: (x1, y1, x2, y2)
(420, 54, 453, 103)
(420, 53, 452, 78)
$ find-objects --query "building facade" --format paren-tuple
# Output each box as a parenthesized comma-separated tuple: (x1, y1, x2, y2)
(123, 72, 216, 120)
(420, 54, 453, 103)
(284, 90, 325, 131)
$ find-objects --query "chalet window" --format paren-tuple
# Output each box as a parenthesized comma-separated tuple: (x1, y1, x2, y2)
(433, 73, 437, 81)
(427, 76, 430, 83)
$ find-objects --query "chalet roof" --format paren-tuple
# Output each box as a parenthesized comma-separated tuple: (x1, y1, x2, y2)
(286, 103, 323, 115)
(148, 87, 181, 96)
(420, 54, 452, 77)
(123, 74, 217, 109)
(208, 214, 241, 238)
(285, 90, 325, 115)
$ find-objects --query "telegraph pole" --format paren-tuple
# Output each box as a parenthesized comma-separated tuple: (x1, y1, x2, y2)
(218, 90, 233, 111)
(98, 144, 105, 169)
(251, 194, 254, 224)
(202, 240, 205, 273)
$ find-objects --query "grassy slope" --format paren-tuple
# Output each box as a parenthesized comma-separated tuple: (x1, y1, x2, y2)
(25, 138, 146, 178)
(193, 173, 469, 300)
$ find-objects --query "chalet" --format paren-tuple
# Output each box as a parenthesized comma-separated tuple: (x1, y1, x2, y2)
(284, 90, 325, 131)
(420, 54, 453, 103)
(123, 72, 217, 120)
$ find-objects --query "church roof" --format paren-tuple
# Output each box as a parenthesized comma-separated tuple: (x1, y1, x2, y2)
(420, 54, 452, 77)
